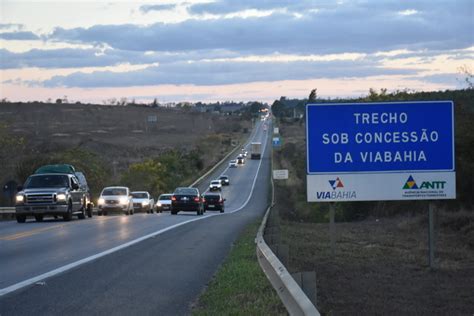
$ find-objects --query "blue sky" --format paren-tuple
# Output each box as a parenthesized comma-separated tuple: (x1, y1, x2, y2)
(1, 0, 473, 103)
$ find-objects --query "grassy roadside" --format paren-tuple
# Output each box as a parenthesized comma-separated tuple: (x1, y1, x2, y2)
(192, 221, 287, 315)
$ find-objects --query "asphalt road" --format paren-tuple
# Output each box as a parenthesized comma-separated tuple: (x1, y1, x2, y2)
(0, 118, 272, 315)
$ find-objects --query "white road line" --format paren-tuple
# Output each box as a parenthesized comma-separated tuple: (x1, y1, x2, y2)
(0, 214, 217, 297)
(0, 121, 269, 297)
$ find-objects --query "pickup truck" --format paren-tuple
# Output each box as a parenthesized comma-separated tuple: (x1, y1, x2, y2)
(15, 164, 92, 222)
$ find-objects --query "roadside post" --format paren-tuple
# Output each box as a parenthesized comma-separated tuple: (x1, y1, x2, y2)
(306, 101, 456, 268)
(429, 202, 435, 268)
(329, 203, 335, 257)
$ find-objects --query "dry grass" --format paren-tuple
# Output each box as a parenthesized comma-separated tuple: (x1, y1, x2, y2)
(280, 214, 474, 315)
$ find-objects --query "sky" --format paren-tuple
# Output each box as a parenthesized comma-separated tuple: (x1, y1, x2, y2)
(0, 0, 473, 104)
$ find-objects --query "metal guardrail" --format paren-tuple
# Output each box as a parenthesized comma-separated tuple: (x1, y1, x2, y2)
(255, 122, 320, 316)
(189, 127, 257, 188)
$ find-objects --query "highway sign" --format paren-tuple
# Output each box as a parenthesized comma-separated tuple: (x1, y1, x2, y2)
(273, 169, 289, 180)
(306, 101, 455, 202)
(272, 137, 281, 147)
(274, 127, 279, 134)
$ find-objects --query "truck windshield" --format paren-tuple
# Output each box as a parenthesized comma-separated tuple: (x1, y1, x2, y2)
(25, 175, 69, 188)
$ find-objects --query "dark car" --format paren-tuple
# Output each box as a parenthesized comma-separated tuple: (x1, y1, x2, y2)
(237, 156, 245, 165)
(171, 187, 203, 215)
(219, 175, 230, 185)
(202, 193, 225, 213)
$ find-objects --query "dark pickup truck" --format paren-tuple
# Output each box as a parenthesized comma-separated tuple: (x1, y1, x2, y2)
(15, 164, 92, 222)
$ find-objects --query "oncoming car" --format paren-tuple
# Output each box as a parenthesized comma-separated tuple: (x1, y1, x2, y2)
(156, 193, 172, 213)
(98, 186, 133, 216)
(219, 175, 230, 186)
(131, 191, 154, 213)
(209, 180, 222, 191)
(229, 160, 237, 168)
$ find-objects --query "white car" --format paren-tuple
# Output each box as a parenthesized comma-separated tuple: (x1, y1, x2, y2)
(131, 191, 155, 213)
(98, 186, 134, 216)
(209, 180, 222, 191)
(229, 159, 237, 168)
(156, 193, 172, 213)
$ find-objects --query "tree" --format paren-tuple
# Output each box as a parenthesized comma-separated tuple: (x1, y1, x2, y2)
(458, 65, 473, 89)
(271, 100, 285, 118)
(308, 88, 317, 102)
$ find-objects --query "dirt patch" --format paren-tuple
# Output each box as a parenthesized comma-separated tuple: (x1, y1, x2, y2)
(280, 213, 474, 315)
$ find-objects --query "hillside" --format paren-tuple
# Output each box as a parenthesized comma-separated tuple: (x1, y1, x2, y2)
(0, 102, 249, 203)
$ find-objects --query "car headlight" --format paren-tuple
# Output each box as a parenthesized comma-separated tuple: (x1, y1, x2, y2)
(98, 198, 105, 205)
(57, 193, 67, 201)
(119, 197, 128, 205)
(142, 200, 150, 206)
(16, 195, 24, 203)
(157, 202, 162, 207)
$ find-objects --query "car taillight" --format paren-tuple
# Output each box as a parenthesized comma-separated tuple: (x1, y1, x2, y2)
(219, 198, 223, 203)
(171, 196, 177, 201)
(194, 197, 200, 202)
(202, 198, 206, 203)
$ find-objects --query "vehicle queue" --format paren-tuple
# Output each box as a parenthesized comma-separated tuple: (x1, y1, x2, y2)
(14, 147, 252, 222)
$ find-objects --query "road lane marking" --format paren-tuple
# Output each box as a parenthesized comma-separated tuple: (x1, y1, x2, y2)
(0, 213, 217, 296)
(0, 224, 66, 241)
(0, 121, 268, 297)
(0, 215, 122, 241)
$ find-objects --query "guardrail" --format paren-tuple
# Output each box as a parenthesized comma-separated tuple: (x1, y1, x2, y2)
(255, 126, 320, 316)
(189, 141, 243, 188)
(189, 126, 257, 187)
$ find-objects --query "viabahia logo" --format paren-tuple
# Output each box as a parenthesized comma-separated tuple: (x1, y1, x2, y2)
(316, 177, 356, 200)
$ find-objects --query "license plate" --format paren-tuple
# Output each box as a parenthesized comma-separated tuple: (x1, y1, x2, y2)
(208, 204, 215, 207)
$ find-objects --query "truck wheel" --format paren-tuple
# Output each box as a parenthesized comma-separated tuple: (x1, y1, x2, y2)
(34, 214, 44, 222)
(78, 199, 87, 219)
(63, 202, 73, 221)
(78, 204, 86, 219)
(16, 215, 26, 223)
(87, 204, 93, 218)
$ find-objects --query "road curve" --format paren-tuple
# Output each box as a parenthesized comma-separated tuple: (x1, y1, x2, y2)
(0, 119, 272, 315)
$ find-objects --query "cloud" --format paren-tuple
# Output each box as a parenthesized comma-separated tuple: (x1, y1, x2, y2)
(415, 73, 464, 87)
(0, 48, 165, 70)
(0, 31, 39, 40)
(47, 1, 473, 56)
(0, 47, 242, 69)
(36, 59, 417, 88)
(139, 4, 178, 13)
(0, 23, 24, 30)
